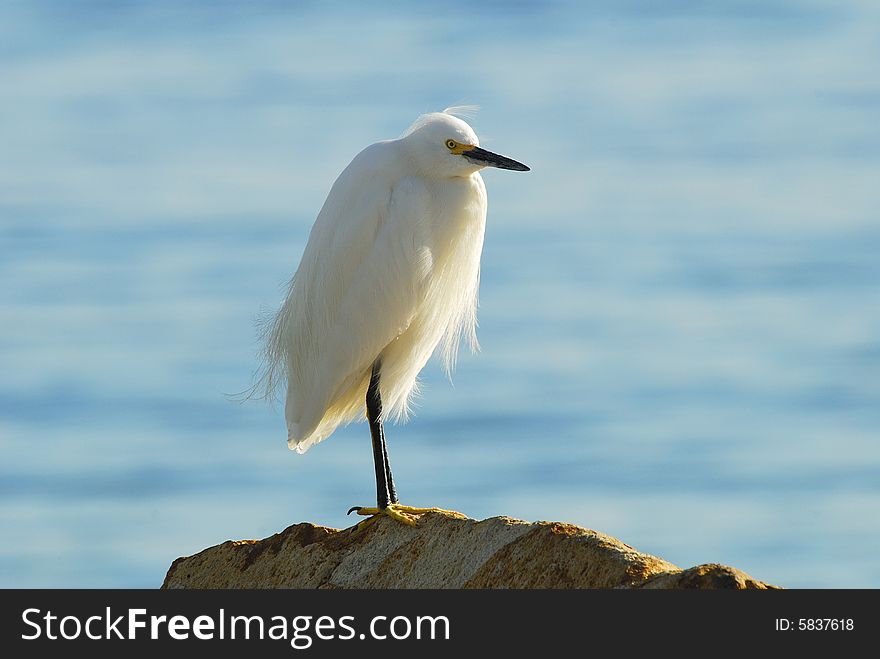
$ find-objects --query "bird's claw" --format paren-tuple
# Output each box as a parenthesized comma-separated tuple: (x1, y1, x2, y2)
(345, 503, 465, 531)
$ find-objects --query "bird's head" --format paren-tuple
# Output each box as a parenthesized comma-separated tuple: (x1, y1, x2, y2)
(401, 109, 530, 178)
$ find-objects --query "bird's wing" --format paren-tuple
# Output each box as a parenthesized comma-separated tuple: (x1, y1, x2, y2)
(278, 149, 432, 449)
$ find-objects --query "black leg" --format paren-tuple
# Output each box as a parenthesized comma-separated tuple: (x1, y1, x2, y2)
(382, 431, 399, 505)
(367, 362, 398, 508)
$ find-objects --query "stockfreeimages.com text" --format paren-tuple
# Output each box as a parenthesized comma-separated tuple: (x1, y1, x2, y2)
(21, 607, 450, 649)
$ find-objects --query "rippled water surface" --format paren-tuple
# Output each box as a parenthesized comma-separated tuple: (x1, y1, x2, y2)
(1, 1, 879, 587)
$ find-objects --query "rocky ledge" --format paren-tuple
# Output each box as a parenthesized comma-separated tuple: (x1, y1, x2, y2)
(162, 512, 778, 589)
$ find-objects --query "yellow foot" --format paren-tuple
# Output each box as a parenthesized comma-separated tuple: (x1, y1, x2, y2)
(346, 504, 464, 531)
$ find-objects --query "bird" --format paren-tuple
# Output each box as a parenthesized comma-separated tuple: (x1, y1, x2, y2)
(257, 107, 529, 528)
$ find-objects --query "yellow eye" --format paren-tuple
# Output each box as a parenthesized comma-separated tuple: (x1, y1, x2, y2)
(445, 139, 457, 150)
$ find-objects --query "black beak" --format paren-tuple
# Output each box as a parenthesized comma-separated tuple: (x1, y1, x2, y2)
(462, 146, 530, 172)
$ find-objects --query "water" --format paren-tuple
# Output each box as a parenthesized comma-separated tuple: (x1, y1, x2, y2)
(1, 0, 878, 588)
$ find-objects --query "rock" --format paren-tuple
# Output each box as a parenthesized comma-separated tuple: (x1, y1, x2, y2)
(161, 512, 778, 589)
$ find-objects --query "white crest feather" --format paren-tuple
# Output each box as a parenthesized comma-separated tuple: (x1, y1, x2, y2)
(443, 104, 481, 120)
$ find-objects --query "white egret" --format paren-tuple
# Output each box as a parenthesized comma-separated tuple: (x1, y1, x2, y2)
(258, 108, 529, 527)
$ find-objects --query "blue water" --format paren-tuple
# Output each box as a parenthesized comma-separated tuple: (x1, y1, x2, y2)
(2, 0, 879, 588)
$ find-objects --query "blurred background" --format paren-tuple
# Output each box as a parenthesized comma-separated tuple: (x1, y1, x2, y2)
(1, 0, 878, 588)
